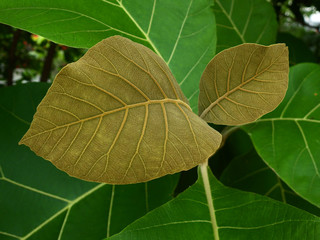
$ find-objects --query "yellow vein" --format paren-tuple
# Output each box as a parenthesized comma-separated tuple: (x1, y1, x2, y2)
(96, 108, 129, 179)
(122, 105, 148, 181)
(61, 73, 126, 106)
(46, 126, 69, 158)
(39, 105, 80, 120)
(105, 42, 166, 99)
(82, 57, 150, 101)
(167, 137, 186, 168)
(225, 97, 264, 111)
(22, 99, 190, 142)
(242, 46, 259, 83)
(50, 91, 104, 113)
(157, 103, 169, 175)
(216, 103, 238, 121)
(36, 131, 52, 154)
(227, 51, 237, 91)
(136, 45, 169, 99)
(176, 103, 201, 161)
(53, 122, 83, 164)
(144, 48, 178, 99)
(169, 130, 195, 165)
(74, 117, 103, 167)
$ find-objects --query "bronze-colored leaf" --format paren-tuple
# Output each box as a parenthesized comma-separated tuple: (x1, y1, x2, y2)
(199, 43, 289, 125)
(19, 36, 221, 184)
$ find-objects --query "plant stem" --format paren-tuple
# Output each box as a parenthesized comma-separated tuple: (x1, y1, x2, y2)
(199, 162, 220, 240)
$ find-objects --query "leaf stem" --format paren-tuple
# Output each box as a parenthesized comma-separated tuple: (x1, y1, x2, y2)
(199, 162, 220, 240)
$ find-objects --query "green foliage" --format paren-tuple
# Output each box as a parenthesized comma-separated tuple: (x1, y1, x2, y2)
(0, 0, 320, 239)
(108, 167, 320, 240)
(243, 63, 320, 208)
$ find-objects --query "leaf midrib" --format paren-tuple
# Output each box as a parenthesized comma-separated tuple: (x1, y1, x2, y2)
(20, 99, 191, 143)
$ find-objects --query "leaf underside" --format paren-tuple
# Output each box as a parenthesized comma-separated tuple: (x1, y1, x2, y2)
(19, 36, 221, 184)
(199, 43, 289, 125)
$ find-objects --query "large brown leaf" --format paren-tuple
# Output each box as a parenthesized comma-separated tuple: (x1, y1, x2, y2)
(199, 43, 289, 125)
(20, 36, 221, 184)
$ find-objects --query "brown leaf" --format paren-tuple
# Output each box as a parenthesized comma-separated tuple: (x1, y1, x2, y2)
(199, 43, 289, 125)
(20, 36, 221, 184)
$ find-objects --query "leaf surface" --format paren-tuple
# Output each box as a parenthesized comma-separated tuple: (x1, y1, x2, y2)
(20, 36, 222, 184)
(220, 150, 320, 216)
(243, 63, 320, 207)
(0, 83, 179, 240)
(199, 43, 289, 125)
(214, 0, 277, 52)
(108, 167, 320, 240)
(0, 0, 216, 112)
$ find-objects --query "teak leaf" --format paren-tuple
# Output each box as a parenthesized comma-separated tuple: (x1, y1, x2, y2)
(199, 43, 289, 125)
(19, 36, 221, 184)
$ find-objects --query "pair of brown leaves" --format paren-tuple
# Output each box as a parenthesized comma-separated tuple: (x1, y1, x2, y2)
(19, 36, 288, 184)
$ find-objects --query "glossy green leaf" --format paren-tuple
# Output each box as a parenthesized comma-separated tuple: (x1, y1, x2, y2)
(243, 63, 320, 207)
(108, 166, 320, 240)
(0, 83, 179, 240)
(214, 0, 277, 52)
(199, 43, 289, 125)
(0, 0, 216, 112)
(220, 150, 320, 216)
(20, 36, 222, 184)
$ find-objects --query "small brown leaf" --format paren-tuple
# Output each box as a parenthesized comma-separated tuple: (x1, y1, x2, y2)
(199, 43, 289, 125)
(20, 36, 221, 184)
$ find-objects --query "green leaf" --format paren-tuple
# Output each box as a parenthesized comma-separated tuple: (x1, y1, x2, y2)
(220, 150, 320, 216)
(0, 0, 216, 112)
(199, 43, 289, 125)
(0, 83, 179, 239)
(108, 166, 320, 240)
(20, 36, 222, 184)
(243, 63, 320, 207)
(214, 0, 277, 52)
